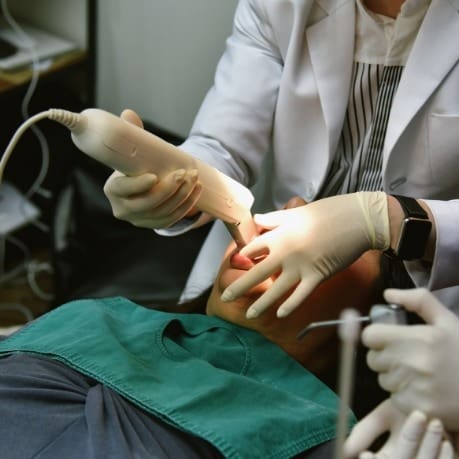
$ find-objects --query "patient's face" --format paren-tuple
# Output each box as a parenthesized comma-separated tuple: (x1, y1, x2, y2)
(206, 242, 382, 375)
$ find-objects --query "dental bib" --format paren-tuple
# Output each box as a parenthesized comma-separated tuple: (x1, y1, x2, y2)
(0, 297, 348, 458)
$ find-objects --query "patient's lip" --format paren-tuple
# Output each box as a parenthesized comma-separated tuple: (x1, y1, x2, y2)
(230, 251, 254, 270)
(218, 251, 254, 292)
(220, 251, 271, 296)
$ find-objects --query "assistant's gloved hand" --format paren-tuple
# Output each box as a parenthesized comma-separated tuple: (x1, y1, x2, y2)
(363, 288, 459, 431)
(344, 399, 454, 459)
(103, 109, 202, 229)
(221, 192, 390, 318)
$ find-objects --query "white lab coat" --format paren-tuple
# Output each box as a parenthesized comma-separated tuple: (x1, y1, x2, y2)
(161, 0, 459, 307)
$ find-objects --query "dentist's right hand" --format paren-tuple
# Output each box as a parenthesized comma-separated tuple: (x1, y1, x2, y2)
(344, 399, 455, 459)
(103, 109, 202, 229)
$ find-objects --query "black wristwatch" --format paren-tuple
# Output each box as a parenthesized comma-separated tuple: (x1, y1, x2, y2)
(385, 195, 432, 261)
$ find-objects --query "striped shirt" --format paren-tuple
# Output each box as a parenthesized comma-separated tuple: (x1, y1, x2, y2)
(318, 0, 431, 197)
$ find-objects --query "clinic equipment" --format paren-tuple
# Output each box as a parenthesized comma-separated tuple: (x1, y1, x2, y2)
(296, 303, 407, 340)
(304, 305, 405, 458)
(0, 108, 258, 247)
(299, 304, 406, 457)
(334, 309, 360, 459)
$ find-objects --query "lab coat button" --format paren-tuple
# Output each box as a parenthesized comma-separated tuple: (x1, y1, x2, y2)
(389, 177, 406, 191)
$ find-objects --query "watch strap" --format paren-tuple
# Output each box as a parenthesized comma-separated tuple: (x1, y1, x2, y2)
(392, 194, 428, 219)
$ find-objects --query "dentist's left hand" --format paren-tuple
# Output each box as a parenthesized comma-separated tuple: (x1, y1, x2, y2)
(363, 288, 459, 431)
(220, 192, 390, 318)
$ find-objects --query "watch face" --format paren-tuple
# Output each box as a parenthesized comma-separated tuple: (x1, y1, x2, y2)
(397, 218, 432, 260)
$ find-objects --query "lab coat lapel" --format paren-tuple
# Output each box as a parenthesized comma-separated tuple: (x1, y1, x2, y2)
(306, 1, 355, 153)
(383, 0, 459, 166)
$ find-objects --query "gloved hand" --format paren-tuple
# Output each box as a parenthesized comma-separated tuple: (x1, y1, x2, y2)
(221, 192, 390, 318)
(103, 109, 202, 229)
(343, 399, 455, 459)
(363, 288, 459, 431)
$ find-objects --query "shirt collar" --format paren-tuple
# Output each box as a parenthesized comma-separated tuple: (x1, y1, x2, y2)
(355, 0, 432, 65)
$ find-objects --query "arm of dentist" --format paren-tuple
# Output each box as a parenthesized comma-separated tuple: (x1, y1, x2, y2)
(221, 192, 436, 319)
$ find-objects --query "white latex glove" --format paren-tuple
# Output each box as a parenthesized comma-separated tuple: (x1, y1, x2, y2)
(344, 399, 455, 459)
(103, 109, 202, 229)
(363, 288, 459, 431)
(221, 192, 389, 318)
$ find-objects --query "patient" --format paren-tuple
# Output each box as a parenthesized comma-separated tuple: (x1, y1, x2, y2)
(0, 200, 383, 459)
(208, 244, 381, 378)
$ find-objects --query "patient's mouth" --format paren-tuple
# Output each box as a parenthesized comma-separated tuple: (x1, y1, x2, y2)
(230, 251, 254, 270)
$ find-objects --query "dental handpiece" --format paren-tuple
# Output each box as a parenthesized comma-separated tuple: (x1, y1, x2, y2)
(70, 109, 258, 247)
(0, 108, 258, 247)
(296, 303, 407, 340)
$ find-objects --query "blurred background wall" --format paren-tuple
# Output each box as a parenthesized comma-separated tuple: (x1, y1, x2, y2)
(9, 0, 238, 137)
(95, 0, 238, 137)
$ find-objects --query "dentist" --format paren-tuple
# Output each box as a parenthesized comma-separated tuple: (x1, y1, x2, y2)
(104, 0, 459, 316)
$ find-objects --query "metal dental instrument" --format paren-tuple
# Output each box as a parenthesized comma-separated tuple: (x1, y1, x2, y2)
(334, 309, 361, 459)
(296, 304, 406, 341)
(327, 305, 406, 459)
